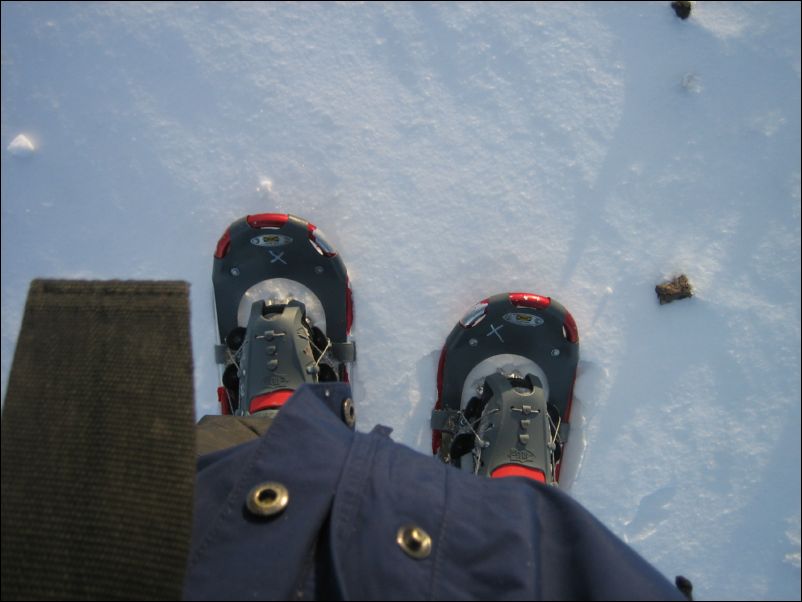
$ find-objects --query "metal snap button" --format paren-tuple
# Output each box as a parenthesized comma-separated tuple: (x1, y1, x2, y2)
(342, 397, 356, 428)
(396, 524, 432, 559)
(246, 482, 289, 517)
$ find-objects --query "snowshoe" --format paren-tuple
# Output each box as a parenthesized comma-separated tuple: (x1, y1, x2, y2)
(430, 293, 578, 484)
(212, 213, 355, 415)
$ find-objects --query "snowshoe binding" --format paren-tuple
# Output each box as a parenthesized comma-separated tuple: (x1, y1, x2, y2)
(212, 213, 355, 415)
(431, 293, 578, 485)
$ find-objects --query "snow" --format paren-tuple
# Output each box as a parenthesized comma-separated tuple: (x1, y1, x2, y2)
(6, 133, 35, 157)
(2, 2, 799, 599)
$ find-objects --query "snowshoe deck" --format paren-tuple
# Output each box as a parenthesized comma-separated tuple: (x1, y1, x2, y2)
(431, 292, 578, 482)
(212, 213, 354, 413)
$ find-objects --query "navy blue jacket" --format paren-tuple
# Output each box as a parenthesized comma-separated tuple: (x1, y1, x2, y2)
(184, 384, 683, 600)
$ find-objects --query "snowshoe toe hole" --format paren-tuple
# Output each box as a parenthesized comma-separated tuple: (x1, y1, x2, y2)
(464, 396, 487, 422)
(450, 433, 475, 461)
(310, 326, 329, 360)
(318, 363, 338, 382)
(226, 327, 247, 351)
(222, 364, 240, 401)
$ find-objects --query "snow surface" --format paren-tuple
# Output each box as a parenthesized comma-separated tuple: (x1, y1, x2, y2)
(2, 2, 800, 599)
(6, 133, 35, 157)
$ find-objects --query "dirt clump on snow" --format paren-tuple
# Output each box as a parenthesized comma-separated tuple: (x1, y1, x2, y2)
(656, 274, 693, 305)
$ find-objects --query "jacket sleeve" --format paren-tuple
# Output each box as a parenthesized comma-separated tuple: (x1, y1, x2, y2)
(185, 384, 685, 601)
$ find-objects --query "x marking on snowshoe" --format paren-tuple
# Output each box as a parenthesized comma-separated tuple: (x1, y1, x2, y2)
(269, 251, 287, 265)
(487, 323, 504, 342)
